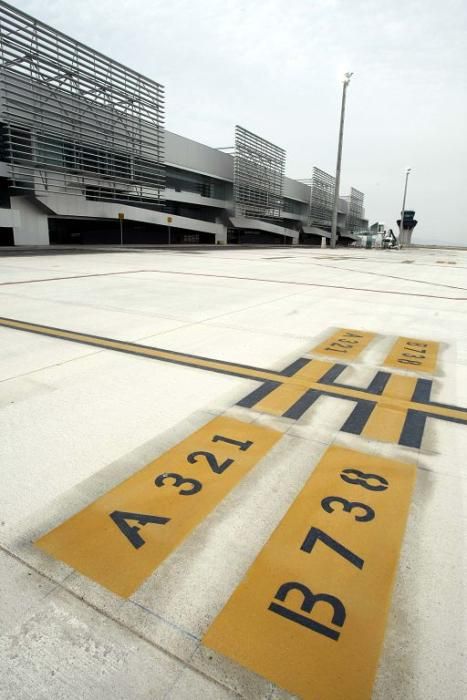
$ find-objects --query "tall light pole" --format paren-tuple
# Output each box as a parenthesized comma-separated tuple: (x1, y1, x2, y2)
(330, 71, 353, 249)
(399, 167, 411, 247)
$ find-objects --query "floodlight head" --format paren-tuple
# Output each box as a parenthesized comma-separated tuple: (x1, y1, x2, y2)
(406, 167, 412, 174)
(343, 71, 354, 84)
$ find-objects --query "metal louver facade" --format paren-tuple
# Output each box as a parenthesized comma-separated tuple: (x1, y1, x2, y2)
(0, 0, 165, 204)
(347, 187, 365, 231)
(305, 167, 336, 227)
(234, 125, 285, 218)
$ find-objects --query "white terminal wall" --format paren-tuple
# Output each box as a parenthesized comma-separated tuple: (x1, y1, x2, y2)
(10, 196, 49, 245)
(165, 131, 233, 182)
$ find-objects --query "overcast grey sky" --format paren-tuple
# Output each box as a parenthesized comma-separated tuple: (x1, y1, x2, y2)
(11, 0, 467, 243)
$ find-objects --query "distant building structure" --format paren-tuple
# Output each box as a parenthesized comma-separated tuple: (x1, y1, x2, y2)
(353, 222, 386, 249)
(298, 168, 366, 246)
(370, 222, 385, 235)
(342, 188, 367, 233)
(0, 1, 369, 246)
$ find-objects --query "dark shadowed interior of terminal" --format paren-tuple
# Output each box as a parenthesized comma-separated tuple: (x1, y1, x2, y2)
(48, 219, 216, 245)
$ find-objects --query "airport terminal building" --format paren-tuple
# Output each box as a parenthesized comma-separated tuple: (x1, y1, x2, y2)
(0, 1, 368, 247)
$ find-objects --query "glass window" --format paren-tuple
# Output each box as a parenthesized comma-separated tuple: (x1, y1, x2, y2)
(36, 134, 64, 167)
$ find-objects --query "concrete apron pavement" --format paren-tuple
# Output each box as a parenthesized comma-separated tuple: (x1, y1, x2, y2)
(1, 246, 466, 699)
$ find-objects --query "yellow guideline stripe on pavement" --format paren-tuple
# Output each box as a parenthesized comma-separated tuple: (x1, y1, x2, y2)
(2, 317, 466, 424)
(204, 445, 416, 700)
(36, 416, 281, 598)
(362, 374, 417, 443)
(384, 336, 439, 374)
(310, 328, 376, 360)
(0, 316, 279, 384)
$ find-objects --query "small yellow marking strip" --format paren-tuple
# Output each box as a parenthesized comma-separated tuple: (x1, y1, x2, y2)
(384, 336, 439, 374)
(36, 417, 281, 598)
(204, 445, 416, 700)
(362, 375, 417, 443)
(293, 359, 334, 381)
(255, 360, 333, 416)
(254, 383, 308, 416)
(310, 328, 376, 360)
(379, 373, 417, 400)
(363, 406, 408, 444)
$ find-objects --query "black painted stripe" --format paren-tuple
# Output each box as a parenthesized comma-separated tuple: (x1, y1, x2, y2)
(325, 370, 391, 396)
(283, 389, 322, 420)
(399, 410, 427, 448)
(280, 357, 311, 377)
(412, 379, 433, 403)
(318, 364, 347, 384)
(366, 371, 392, 395)
(341, 401, 377, 435)
(237, 381, 281, 408)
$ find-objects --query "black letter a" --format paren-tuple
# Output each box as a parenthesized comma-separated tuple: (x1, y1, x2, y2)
(109, 510, 170, 549)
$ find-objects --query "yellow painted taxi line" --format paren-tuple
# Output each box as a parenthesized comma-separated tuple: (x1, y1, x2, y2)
(36, 416, 281, 598)
(384, 336, 439, 374)
(310, 328, 376, 360)
(2, 317, 466, 424)
(204, 445, 416, 700)
(292, 382, 467, 424)
(0, 316, 279, 384)
(362, 375, 417, 443)
(280, 377, 465, 424)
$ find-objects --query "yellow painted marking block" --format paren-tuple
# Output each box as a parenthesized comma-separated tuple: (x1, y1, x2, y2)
(293, 359, 334, 382)
(311, 328, 376, 360)
(36, 417, 281, 598)
(384, 336, 439, 374)
(255, 383, 307, 416)
(256, 360, 333, 415)
(363, 374, 417, 443)
(204, 445, 416, 700)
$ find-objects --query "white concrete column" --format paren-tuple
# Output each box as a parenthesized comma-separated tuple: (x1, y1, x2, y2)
(11, 196, 49, 245)
(215, 225, 228, 245)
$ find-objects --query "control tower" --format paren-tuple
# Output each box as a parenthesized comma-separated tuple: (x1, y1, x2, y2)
(397, 210, 418, 245)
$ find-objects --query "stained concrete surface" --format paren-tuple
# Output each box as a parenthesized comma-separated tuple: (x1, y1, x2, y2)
(1, 246, 467, 699)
